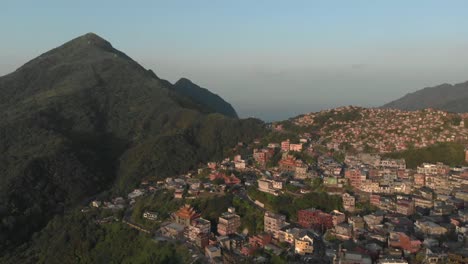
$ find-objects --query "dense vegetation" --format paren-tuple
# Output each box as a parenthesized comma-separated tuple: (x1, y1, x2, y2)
(247, 187, 343, 221)
(383, 142, 467, 168)
(383, 80, 468, 112)
(0, 33, 266, 256)
(173, 78, 238, 118)
(0, 210, 192, 264)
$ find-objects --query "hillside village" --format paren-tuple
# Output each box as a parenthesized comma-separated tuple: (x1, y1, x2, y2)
(292, 106, 468, 153)
(84, 107, 468, 264)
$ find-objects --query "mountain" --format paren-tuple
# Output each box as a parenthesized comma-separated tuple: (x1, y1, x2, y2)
(382, 80, 468, 112)
(173, 78, 238, 118)
(0, 33, 264, 254)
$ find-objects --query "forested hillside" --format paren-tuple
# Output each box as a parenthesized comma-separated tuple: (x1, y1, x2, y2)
(0, 33, 265, 254)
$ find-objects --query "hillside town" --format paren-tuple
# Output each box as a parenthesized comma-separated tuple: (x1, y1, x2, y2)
(84, 108, 468, 264)
(292, 106, 468, 153)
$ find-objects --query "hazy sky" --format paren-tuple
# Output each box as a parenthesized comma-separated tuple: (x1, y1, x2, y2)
(1, 1, 468, 121)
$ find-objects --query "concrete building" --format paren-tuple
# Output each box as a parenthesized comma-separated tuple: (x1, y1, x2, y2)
(298, 208, 333, 231)
(264, 211, 288, 240)
(143, 211, 158, 221)
(217, 207, 241, 236)
(185, 217, 211, 248)
(342, 193, 356, 212)
(294, 234, 314, 255)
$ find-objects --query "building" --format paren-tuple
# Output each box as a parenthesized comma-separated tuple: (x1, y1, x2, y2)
(209, 172, 241, 185)
(161, 222, 185, 239)
(289, 143, 303, 152)
(388, 232, 421, 253)
(249, 232, 272, 248)
(380, 159, 406, 169)
(295, 166, 309, 179)
(413, 174, 425, 187)
(281, 139, 290, 152)
(278, 154, 302, 171)
(417, 162, 449, 175)
(363, 213, 383, 228)
(234, 160, 246, 170)
(335, 249, 372, 264)
(334, 223, 353, 240)
(415, 221, 448, 236)
(465, 147, 468, 163)
(298, 208, 333, 231)
(345, 168, 365, 189)
(174, 189, 184, 199)
(396, 199, 415, 216)
(264, 211, 288, 240)
(448, 249, 468, 264)
(143, 211, 158, 221)
(258, 179, 280, 196)
(342, 193, 356, 212)
(185, 217, 211, 248)
(413, 197, 433, 209)
(205, 245, 222, 262)
(217, 207, 241, 236)
(174, 204, 201, 226)
(331, 210, 346, 226)
(253, 148, 274, 166)
(294, 234, 314, 255)
(281, 227, 305, 244)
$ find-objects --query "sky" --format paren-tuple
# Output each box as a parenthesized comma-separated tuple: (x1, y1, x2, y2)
(1, 1, 468, 121)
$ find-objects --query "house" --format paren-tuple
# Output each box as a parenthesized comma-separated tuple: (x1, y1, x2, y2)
(205, 245, 222, 262)
(91, 200, 102, 208)
(415, 221, 448, 236)
(294, 234, 314, 255)
(143, 211, 158, 221)
(128, 189, 145, 199)
(289, 143, 303, 152)
(388, 232, 421, 253)
(174, 189, 184, 199)
(363, 213, 383, 228)
(281, 139, 290, 152)
(257, 179, 280, 196)
(281, 227, 306, 244)
(334, 223, 353, 240)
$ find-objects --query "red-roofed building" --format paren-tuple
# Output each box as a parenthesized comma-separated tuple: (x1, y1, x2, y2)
(209, 172, 241, 185)
(388, 232, 421, 253)
(174, 204, 201, 226)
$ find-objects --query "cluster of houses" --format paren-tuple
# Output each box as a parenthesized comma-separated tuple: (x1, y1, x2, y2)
(319, 152, 468, 264)
(84, 110, 468, 263)
(292, 106, 468, 153)
(158, 203, 323, 263)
